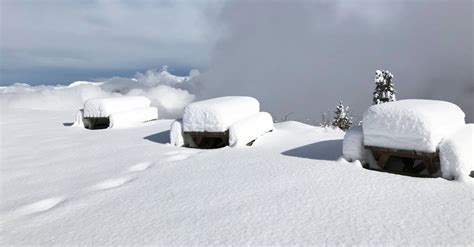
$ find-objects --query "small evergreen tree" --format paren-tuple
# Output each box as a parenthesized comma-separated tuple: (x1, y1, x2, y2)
(373, 70, 396, 105)
(332, 101, 352, 131)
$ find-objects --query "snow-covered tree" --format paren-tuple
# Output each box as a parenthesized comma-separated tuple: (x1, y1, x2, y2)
(332, 101, 352, 131)
(373, 70, 396, 105)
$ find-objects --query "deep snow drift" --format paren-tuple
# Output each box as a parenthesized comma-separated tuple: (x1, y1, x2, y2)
(1, 108, 472, 245)
(183, 96, 260, 132)
(363, 99, 465, 153)
(76, 96, 158, 129)
(83, 96, 152, 118)
(439, 124, 474, 180)
(108, 107, 158, 129)
(228, 112, 274, 147)
(342, 126, 366, 162)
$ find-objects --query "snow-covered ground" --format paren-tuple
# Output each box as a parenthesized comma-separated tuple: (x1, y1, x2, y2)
(1, 109, 473, 245)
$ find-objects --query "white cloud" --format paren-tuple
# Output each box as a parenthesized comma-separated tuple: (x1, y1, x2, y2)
(0, 68, 198, 119)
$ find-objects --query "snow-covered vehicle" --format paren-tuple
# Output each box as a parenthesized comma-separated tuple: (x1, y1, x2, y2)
(170, 96, 274, 148)
(344, 99, 471, 179)
(74, 96, 158, 129)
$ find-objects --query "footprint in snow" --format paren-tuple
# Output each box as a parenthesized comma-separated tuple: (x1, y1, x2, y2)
(91, 176, 133, 191)
(128, 161, 153, 172)
(165, 154, 192, 162)
(164, 150, 201, 162)
(16, 196, 65, 216)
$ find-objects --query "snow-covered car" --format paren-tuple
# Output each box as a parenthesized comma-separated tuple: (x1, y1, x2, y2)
(343, 99, 471, 180)
(170, 96, 274, 148)
(74, 96, 158, 129)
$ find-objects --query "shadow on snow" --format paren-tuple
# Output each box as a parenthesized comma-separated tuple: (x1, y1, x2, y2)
(281, 139, 342, 161)
(143, 130, 170, 144)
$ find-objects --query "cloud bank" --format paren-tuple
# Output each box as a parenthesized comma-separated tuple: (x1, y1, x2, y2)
(0, 68, 196, 119)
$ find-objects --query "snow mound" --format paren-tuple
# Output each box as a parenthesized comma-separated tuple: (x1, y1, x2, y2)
(439, 124, 473, 180)
(170, 119, 196, 147)
(83, 96, 151, 118)
(229, 112, 274, 147)
(363, 99, 465, 153)
(109, 107, 158, 129)
(183, 96, 260, 132)
(170, 119, 185, 147)
(72, 109, 86, 127)
(343, 126, 367, 162)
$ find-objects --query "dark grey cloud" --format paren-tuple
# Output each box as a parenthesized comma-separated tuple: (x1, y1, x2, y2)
(200, 0, 473, 121)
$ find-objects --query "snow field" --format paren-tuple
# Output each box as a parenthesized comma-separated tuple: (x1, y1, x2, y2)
(183, 96, 260, 132)
(229, 112, 274, 147)
(1, 109, 472, 245)
(363, 99, 465, 152)
(439, 124, 473, 180)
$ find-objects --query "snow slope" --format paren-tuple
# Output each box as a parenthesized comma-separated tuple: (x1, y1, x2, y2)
(1, 109, 472, 245)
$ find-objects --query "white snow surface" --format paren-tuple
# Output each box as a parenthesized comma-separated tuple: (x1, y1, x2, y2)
(1, 109, 473, 245)
(83, 96, 151, 118)
(343, 126, 367, 162)
(109, 107, 158, 129)
(170, 119, 185, 147)
(229, 112, 274, 147)
(183, 96, 260, 132)
(363, 99, 465, 152)
(439, 124, 473, 180)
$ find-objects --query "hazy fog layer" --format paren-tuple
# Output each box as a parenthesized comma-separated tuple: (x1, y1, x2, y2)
(200, 0, 473, 121)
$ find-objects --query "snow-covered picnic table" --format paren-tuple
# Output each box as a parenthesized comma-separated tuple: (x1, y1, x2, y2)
(75, 96, 158, 129)
(344, 99, 471, 180)
(171, 96, 274, 148)
(362, 99, 465, 153)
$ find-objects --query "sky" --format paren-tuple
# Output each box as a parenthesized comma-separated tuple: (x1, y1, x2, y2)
(1, 0, 473, 120)
(1, 0, 224, 84)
